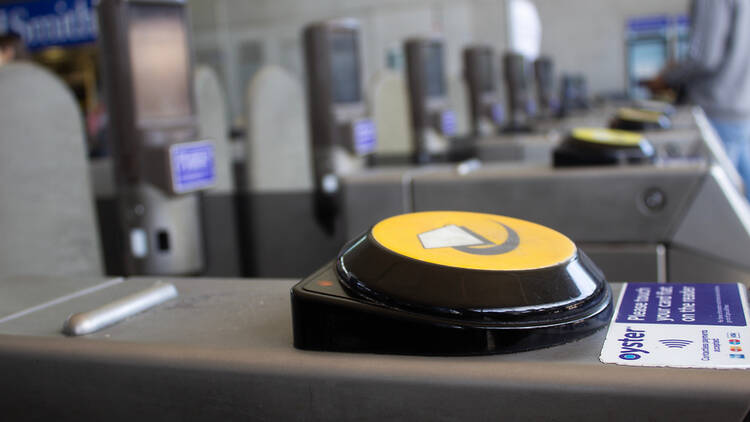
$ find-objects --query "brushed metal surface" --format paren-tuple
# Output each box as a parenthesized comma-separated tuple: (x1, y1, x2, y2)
(672, 165, 750, 272)
(411, 162, 704, 243)
(0, 276, 747, 421)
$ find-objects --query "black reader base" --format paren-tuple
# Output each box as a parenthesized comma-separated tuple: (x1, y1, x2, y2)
(291, 266, 613, 356)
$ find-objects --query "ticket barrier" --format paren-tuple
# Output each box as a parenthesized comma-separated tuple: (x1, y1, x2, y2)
(296, 23, 740, 281)
(462, 47, 556, 164)
(213, 20, 722, 279)
(97, 0, 217, 276)
(470, 54, 701, 168)
(88, 69, 239, 277)
(558, 74, 590, 117)
(339, 124, 750, 284)
(0, 163, 747, 419)
(303, 19, 377, 233)
(534, 56, 557, 118)
(502, 52, 536, 134)
(599, 104, 743, 194)
(404, 37, 475, 164)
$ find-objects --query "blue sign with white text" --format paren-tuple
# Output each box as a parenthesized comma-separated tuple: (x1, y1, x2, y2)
(353, 119, 376, 155)
(0, 0, 97, 51)
(441, 110, 457, 136)
(615, 283, 747, 327)
(170, 142, 215, 193)
(627, 15, 670, 33)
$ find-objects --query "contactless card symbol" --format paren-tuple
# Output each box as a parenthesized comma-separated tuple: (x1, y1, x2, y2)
(658, 339, 693, 349)
(418, 222, 519, 256)
(373, 211, 577, 272)
(730, 339, 740, 345)
(730, 354, 745, 359)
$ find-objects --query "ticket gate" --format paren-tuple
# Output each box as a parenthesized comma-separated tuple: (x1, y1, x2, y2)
(90, 66, 240, 277)
(461, 46, 555, 163)
(339, 116, 750, 284)
(304, 19, 377, 232)
(559, 74, 590, 116)
(98, 0, 217, 275)
(534, 56, 557, 118)
(404, 37, 475, 164)
(502, 51, 536, 133)
(463, 45, 505, 138)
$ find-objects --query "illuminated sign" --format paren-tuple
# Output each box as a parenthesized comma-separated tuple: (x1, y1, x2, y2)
(0, 0, 97, 50)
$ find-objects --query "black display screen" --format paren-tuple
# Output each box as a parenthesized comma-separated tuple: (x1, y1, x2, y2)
(505, 54, 528, 88)
(424, 43, 445, 98)
(478, 51, 495, 93)
(128, 3, 191, 120)
(329, 30, 361, 104)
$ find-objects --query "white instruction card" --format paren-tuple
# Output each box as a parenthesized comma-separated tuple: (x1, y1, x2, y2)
(600, 283, 750, 369)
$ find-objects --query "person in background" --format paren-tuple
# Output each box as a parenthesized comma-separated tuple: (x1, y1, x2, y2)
(0, 31, 26, 66)
(647, 0, 750, 201)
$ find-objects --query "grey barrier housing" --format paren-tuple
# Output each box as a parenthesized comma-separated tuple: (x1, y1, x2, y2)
(0, 276, 747, 421)
(97, 0, 213, 275)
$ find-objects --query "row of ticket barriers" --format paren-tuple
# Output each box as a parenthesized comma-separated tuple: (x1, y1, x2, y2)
(93, 2, 749, 286)
(2, 0, 749, 285)
(1, 0, 748, 284)
(2, 1, 750, 419)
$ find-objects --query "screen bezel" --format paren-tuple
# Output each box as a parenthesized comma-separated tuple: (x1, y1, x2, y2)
(423, 42, 446, 99)
(327, 26, 362, 105)
(126, 1, 194, 124)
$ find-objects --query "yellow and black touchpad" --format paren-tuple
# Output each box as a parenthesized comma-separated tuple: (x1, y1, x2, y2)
(291, 211, 612, 355)
(553, 127, 655, 167)
(610, 107, 672, 131)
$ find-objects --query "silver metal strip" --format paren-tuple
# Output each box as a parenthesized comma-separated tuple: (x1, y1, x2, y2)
(62, 282, 178, 336)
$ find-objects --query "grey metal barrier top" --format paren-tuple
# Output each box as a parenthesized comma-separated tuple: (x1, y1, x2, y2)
(0, 275, 747, 421)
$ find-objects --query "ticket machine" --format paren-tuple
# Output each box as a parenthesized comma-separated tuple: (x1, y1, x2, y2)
(502, 52, 535, 133)
(463, 45, 505, 137)
(534, 56, 557, 118)
(303, 19, 376, 231)
(405, 37, 473, 163)
(98, 0, 215, 275)
(558, 74, 589, 116)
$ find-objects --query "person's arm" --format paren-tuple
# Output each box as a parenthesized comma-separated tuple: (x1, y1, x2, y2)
(661, 0, 734, 86)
